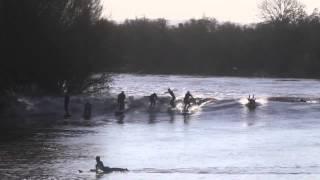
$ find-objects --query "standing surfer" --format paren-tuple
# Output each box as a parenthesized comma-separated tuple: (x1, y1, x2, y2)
(149, 93, 158, 108)
(83, 102, 92, 120)
(117, 91, 126, 111)
(167, 88, 176, 108)
(183, 91, 194, 111)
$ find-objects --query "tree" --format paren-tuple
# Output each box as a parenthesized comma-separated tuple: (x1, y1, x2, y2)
(307, 8, 320, 23)
(1, 0, 108, 95)
(259, 0, 306, 24)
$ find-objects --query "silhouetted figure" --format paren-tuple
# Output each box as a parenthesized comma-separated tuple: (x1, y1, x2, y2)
(300, 98, 306, 102)
(64, 92, 70, 117)
(95, 156, 128, 173)
(184, 91, 194, 111)
(117, 91, 126, 111)
(83, 102, 92, 120)
(248, 94, 255, 103)
(149, 93, 158, 107)
(247, 94, 256, 109)
(168, 88, 176, 107)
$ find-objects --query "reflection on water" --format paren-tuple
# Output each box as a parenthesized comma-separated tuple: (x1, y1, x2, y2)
(244, 108, 257, 127)
(148, 109, 157, 124)
(116, 114, 125, 124)
(183, 113, 191, 124)
(168, 110, 175, 123)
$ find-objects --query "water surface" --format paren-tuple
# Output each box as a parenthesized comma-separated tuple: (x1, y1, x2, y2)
(1, 74, 320, 180)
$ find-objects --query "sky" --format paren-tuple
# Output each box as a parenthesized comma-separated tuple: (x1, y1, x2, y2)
(102, 0, 320, 24)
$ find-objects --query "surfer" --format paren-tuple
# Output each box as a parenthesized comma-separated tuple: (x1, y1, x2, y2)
(83, 102, 92, 120)
(248, 95, 256, 103)
(95, 156, 128, 173)
(167, 88, 176, 107)
(299, 98, 306, 102)
(183, 91, 194, 111)
(64, 91, 70, 117)
(149, 93, 158, 107)
(247, 94, 256, 109)
(117, 91, 126, 111)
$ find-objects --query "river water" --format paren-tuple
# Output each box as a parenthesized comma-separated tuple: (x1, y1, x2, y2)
(1, 74, 320, 179)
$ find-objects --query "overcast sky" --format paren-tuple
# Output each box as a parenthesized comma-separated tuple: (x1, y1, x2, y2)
(102, 0, 320, 24)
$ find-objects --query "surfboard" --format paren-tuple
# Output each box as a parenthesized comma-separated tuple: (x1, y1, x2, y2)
(88, 168, 128, 174)
(182, 109, 191, 115)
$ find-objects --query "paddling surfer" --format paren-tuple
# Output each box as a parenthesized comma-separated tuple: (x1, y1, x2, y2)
(95, 156, 128, 173)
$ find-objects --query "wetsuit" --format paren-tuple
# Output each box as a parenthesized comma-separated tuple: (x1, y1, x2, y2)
(168, 89, 176, 107)
(184, 92, 193, 110)
(117, 92, 126, 111)
(83, 102, 92, 119)
(96, 160, 128, 173)
(150, 93, 158, 107)
(247, 95, 256, 105)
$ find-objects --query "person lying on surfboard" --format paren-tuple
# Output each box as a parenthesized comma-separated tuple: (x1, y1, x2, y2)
(95, 156, 128, 173)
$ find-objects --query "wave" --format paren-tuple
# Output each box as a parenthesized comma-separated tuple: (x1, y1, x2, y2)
(11, 96, 216, 118)
(1, 95, 319, 127)
(268, 97, 318, 103)
(274, 79, 301, 82)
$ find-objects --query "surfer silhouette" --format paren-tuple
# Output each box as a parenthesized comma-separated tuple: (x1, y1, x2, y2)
(117, 91, 126, 111)
(183, 91, 194, 111)
(167, 88, 176, 107)
(83, 102, 92, 120)
(95, 156, 128, 173)
(247, 94, 256, 109)
(248, 94, 256, 103)
(149, 93, 158, 107)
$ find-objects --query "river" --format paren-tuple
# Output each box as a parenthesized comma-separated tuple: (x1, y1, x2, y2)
(1, 74, 320, 179)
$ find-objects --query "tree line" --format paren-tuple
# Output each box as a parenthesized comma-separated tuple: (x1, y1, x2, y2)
(1, 0, 110, 95)
(109, 0, 320, 77)
(1, 0, 320, 96)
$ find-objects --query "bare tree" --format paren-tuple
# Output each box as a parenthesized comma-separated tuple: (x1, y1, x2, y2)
(308, 8, 320, 23)
(259, 0, 306, 24)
